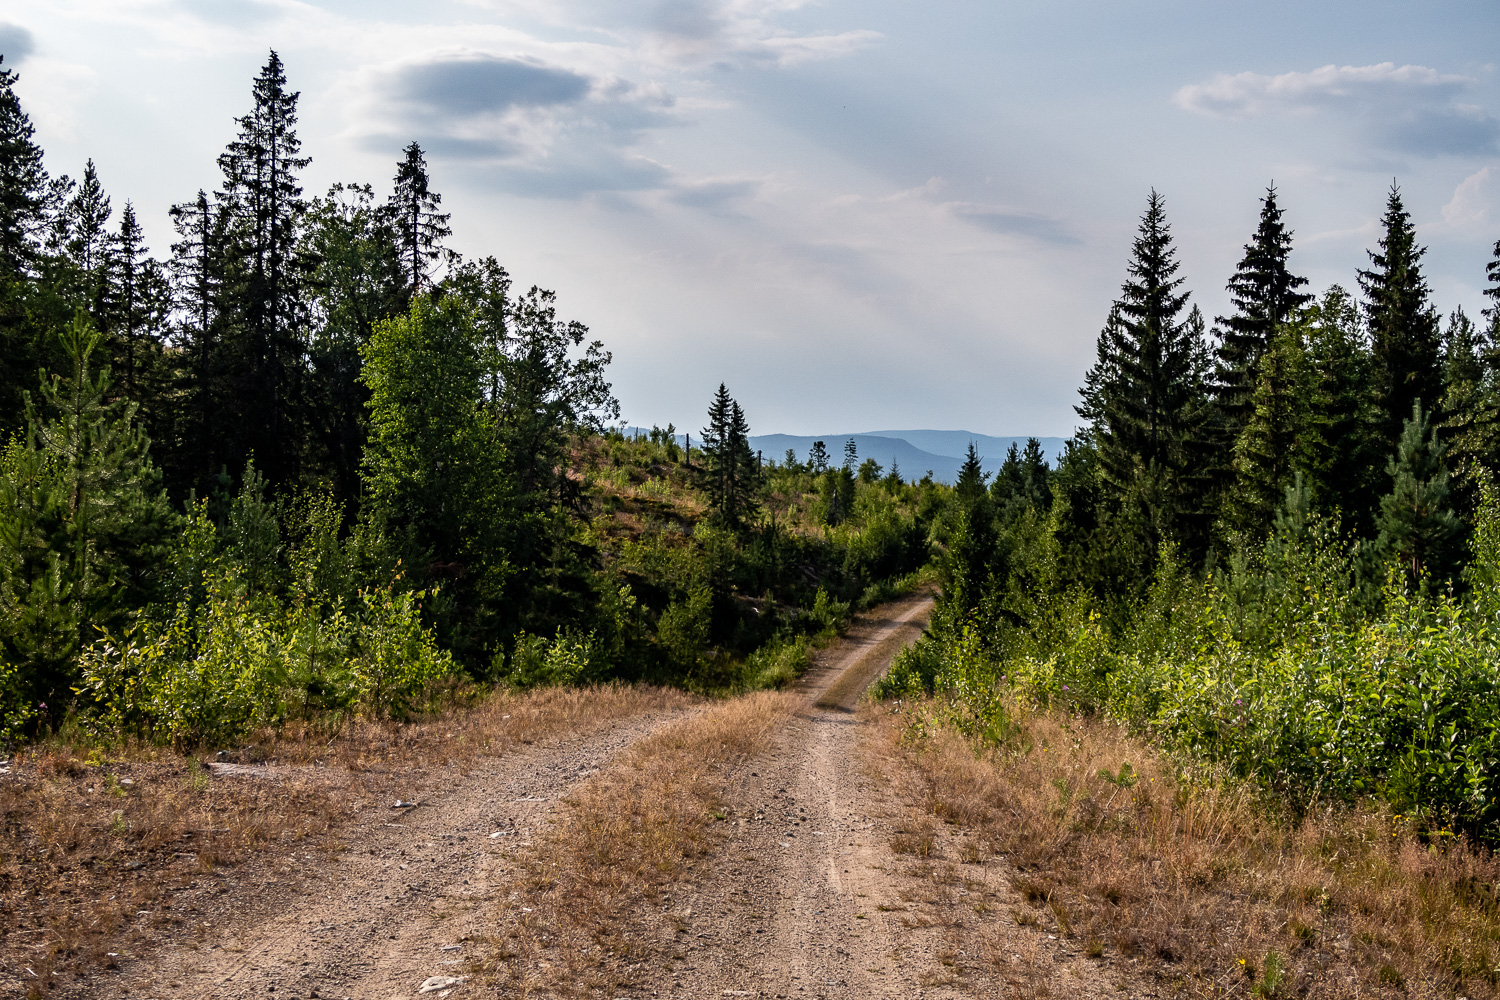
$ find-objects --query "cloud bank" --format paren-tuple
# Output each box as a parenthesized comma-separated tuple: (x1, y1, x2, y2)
(1176, 62, 1499, 157)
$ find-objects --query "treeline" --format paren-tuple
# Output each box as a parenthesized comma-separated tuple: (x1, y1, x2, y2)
(892, 184, 1500, 840)
(0, 52, 937, 742)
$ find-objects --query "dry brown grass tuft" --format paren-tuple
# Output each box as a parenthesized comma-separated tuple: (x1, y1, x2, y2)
(879, 697, 1500, 999)
(485, 690, 796, 996)
(0, 682, 689, 997)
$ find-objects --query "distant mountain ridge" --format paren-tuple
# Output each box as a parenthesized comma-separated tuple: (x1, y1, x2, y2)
(622, 426, 1066, 484)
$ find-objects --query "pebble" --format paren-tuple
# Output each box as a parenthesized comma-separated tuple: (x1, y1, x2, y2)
(417, 975, 466, 993)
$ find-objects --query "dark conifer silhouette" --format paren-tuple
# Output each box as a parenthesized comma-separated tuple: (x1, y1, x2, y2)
(388, 141, 451, 295)
(1359, 184, 1441, 443)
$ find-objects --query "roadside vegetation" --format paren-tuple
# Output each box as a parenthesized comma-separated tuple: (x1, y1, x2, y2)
(877, 186, 1500, 996)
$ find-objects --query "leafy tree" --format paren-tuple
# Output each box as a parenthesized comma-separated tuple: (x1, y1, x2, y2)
(0, 314, 176, 709)
(1212, 185, 1312, 441)
(302, 182, 405, 504)
(1375, 402, 1462, 588)
(857, 457, 883, 484)
(1359, 184, 1441, 443)
(491, 282, 618, 509)
(388, 141, 451, 295)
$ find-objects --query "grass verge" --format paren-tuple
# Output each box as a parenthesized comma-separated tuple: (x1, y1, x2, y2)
(483, 690, 796, 995)
(878, 695, 1500, 999)
(0, 683, 690, 998)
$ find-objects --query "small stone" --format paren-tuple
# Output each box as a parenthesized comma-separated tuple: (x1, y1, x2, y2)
(417, 975, 466, 994)
(393, 800, 419, 809)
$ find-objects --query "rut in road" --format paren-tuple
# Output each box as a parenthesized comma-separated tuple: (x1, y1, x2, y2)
(499, 592, 950, 999)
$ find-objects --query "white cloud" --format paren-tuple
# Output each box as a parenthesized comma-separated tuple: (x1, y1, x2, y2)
(1175, 62, 1499, 158)
(1175, 62, 1470, 118)
(1442, 165, 1497, 229)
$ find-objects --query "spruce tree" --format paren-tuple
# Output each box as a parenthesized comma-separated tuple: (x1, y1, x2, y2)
(1303, 285, 1379, 533)
(62, 159, 112, 314)
(388, 141, 451, 295)
(700, 383, 759, 530)
(1375, 402, 1462, 588)
(216, 50, 312, 485)
(169, 189, 234, 488)
(955, 442, 989, 504)
(1212, 185, 1312, 441)
(0, 57, 46, 279)
(0, 56, 51, 434)
(1232, 326, 1311, 537)
(1079, 191, 1211, 563)
(1359, 184, 1442, 442)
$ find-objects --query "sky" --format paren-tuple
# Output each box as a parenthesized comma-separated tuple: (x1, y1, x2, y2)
(3, 1, 1498, 437)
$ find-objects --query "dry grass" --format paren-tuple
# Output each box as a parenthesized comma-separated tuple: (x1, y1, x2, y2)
(877, 696, 1500, 999)
(0, 683, 690, 998)
(484, 690, 796, 996)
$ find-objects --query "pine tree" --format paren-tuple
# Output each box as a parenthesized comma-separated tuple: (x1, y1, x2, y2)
(1212, 185, 1312, 441)
(1359, 184, 1442, 442)
(808, 440, 829, 474)
(0, 313, 176, 706)
(216, 50, 312, 485)
(388, 141, 451, 295)
(843, 437, 858, 471)
(1375, 402, 1462, 588)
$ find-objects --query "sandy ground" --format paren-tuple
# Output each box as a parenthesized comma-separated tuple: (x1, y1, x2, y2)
(109, 593, 1126, 999)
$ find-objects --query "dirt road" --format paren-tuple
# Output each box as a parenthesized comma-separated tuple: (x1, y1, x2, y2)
(117, 593, 948, 999)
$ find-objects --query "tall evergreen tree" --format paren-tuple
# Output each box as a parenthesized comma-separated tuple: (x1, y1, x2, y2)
(168, 189, 235, 489)
(1212, 185, 1312, 441)
(388, 141, 451, 295)
(954, 442, 990, 505)
(1078, 191, 1211, 562)
(0, 56, 52, 434)
(0, 57, 46, 280)
(1302, 285, 1379, 533)
(61, 159, 112, 316)
(700, 383, 759, 530)
(215, 50, 312, 486)
(1359, 184, 1442, 443)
